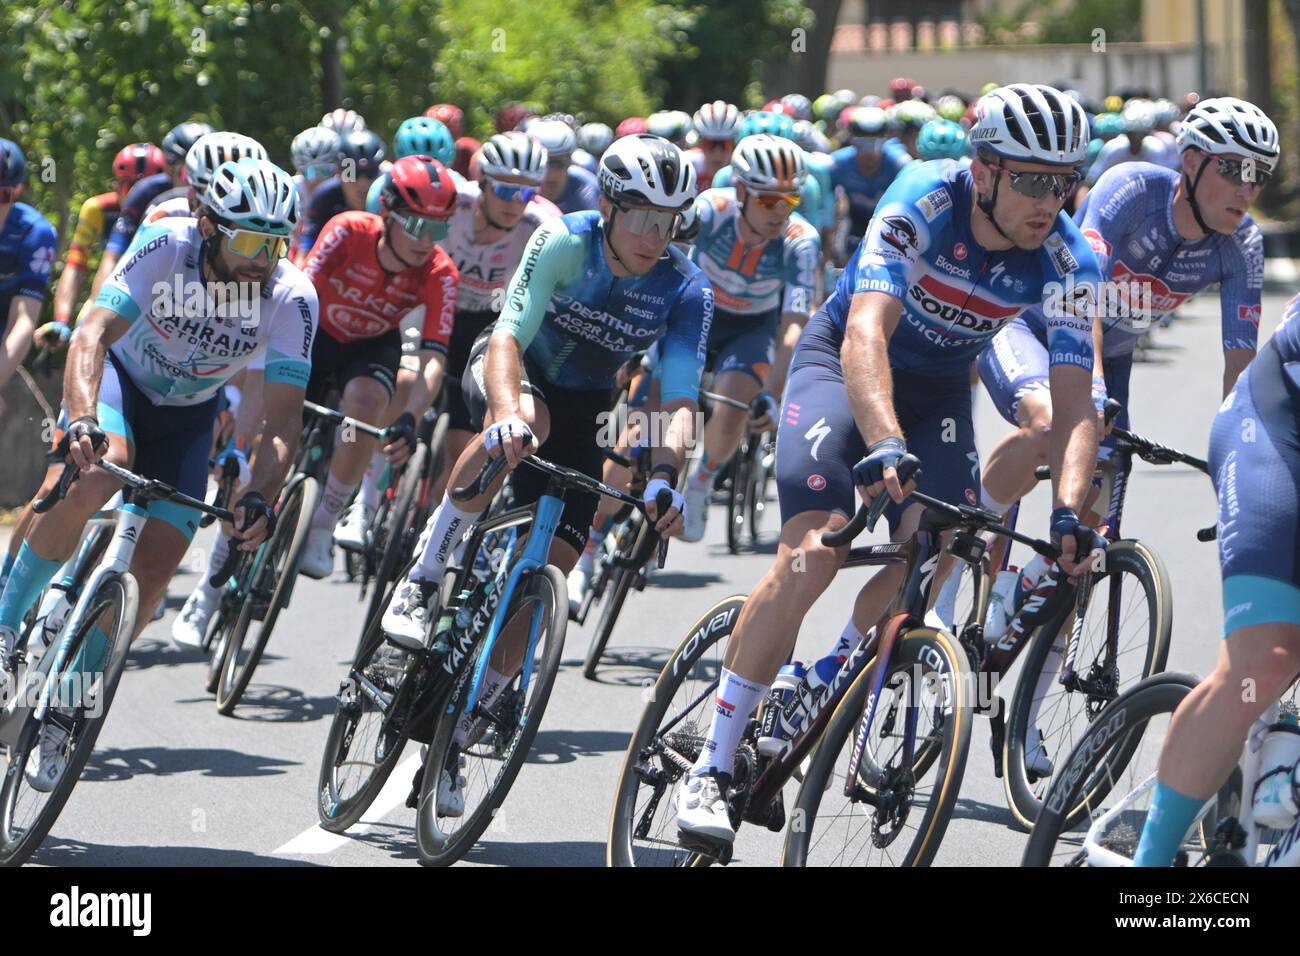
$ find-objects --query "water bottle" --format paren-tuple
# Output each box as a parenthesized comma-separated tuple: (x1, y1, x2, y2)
(1252, 711, 1300, 828)
(983, 567, 1019, 643)
(756, 662, 805, 757)
(779, 654, 842, 738)
(1014, 554, 1053, 611)
(35, 582, 75, 656)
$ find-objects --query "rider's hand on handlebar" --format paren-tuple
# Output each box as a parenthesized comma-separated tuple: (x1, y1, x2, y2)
(644, 477, 685, 537)
(212, 443, 251, 490)
(852, 437, 914, 508)
(749, 391, 779, 434)
(484, 416, 536, 470)
(232, 491, 276, 552)
(382, 411, 417, 466)
(34, 320, 71, 349)
(63, 416, 108, 470)
(1050, 506, 1107, 580)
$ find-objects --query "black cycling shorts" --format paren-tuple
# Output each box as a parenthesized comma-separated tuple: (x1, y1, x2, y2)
(305, 328, 401, 405)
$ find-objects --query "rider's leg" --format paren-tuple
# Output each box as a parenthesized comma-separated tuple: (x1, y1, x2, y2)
(311, 373, 391, 532)
(980, 389, 1053, 512)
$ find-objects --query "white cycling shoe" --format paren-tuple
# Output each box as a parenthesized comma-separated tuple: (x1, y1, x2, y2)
(680, 477, 711, 543)
(382, 578, 438, 651)
(567, 561, 593, 617)
(436, 755, 467, 817)
(25, 711, 73, 793)
(333, 501, 371, 553)
(1025, 729, 1054, 777)
(675, 771, 734, 844)
(172, 588, 217, 649)
(299, 527, 335, 580)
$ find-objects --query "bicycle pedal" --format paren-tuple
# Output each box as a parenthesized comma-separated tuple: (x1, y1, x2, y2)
(676, 829, 734, 863)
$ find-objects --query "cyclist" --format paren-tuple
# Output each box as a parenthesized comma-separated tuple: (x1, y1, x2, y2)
(294, 129, 387, 264)
(0, 159, 315, 786)
(44, 144, 166, 345)
(147, 131, 268, 222)
(289, 125, 343, 250)
(674, 84, 1108, 845)
(321, 108, 367, 134)
(87, 121, 212, 305)
(578, 122, 615, 167)
(685, 101, 741, 191)
(1076, 99, 1180, 205)
(1131, 289, 1300, 865)
(529, 119, 600, 214)
(915, 118, 970, 164)
(888, 99, 937, 156)
(647, 110, 692, 150)
(365, 116, 459, 214)
(829, 106, 912, 264)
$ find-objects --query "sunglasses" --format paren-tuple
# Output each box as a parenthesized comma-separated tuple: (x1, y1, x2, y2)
(989, 163, 1080, 200)
(615, 203, 681, 238)
(1215, 157, 1272, 187)
(852, 136, 885, 151)
(0, 185, 19, 203)
(749, 189, 800, 210)
(392, 210, 451, 242)
(487, 178, 537, 203)
(216, 223, 290, 260)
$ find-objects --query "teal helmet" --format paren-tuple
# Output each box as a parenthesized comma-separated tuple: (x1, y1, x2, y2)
(738, 110, 796, 142)
(1093, 112, 1125, 140)
(1085, 137, 1105, 168)
(393, 116, 454, 165)
(915, 119, 968, 160)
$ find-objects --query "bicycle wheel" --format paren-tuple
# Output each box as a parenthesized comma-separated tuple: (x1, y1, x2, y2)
(317, 603, 418, 832)
(414, 563, 568, 866)
(583, 516, 650, 680)
(747, 435, 774, 546)
(1022, 672, 1207, 867)
(782, 627, 973, 868)
(203, 594, 234, 696)
(363, 442, 430, 633)
(215, 476, 317, 715)
(1003, 540, 1172, 828)
(0, 572, 138, 867)
(607, 595, 746, 867)
(726, 445, 751, 555)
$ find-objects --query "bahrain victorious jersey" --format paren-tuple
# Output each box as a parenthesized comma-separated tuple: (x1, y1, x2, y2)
(826, 159, 1100, 377)
(1021, 162, 1263, 360)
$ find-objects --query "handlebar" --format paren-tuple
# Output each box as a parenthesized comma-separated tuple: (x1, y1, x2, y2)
(200, 453, 244, 529)
(302, 399, 391, 441)
(36, 457, 237, 525)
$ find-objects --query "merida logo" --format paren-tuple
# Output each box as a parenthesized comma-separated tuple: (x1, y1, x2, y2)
(49, 886, 151, 936)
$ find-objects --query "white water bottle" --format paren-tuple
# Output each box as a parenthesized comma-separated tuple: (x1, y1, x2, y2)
(983, 567, 1019, 643)
(1016, 554, 1053, 607)
(1252, 711, 1300, 828)
(35, 583, 74, 656)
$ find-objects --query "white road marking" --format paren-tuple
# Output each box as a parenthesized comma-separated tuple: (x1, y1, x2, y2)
(275, 754, 422, 855)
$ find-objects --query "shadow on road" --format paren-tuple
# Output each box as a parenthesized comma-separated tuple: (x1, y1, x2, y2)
(454, 838, 606, 866)
(79, 746, 300, 783)
(125, 638, 286, 673)
(948, 793, 1023, 830)
(30, 838, 322, 867)
(564, 645, 673, 682)
(213, 685, 336, 723)
(644, 571, 723, 589)
(527, 728, 630, 764)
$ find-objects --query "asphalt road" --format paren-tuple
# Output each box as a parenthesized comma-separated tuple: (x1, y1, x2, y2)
(7, 288, 1286, 867)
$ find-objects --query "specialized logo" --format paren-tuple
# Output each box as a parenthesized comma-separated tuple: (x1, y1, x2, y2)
(807, 474, 826, 491)
(805, 417, 831, 461)
(879, 215, 918, 254)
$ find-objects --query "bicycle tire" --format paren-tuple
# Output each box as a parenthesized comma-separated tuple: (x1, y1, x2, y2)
(747, 436, 773, 546)
(1003, 540, 1172, 829)
(782, 627, 973, 868)
(0, 572, 138, 867)
(1021, 672, 1201, 867)
(726, 444, 751, 555)
(215, 476, 317, 715)
(414, 563, 568, 866)
(607, 595, 746, 867)
(582, 517, 650, 680)
(203, 599, 232, 695)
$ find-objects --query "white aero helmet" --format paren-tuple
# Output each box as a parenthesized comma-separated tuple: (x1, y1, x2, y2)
(1121, 99, 1157, 135)
(969, 83, 1089, 166)
(731, 134, 808, 191)
(185, 132, 268, 192)
(321, 108, 366, 134)
(693, 100, 741, 140)
(203, 158, 300, 235)
(479, 131, 548, 184)
(578, 122, 615, 157)
(1176, 96, 1279, 162)
(290, 126, 342, 172)
(528, 119, 577, 159)
(647, 110, 692, 142)
(598, 134, 696, 209)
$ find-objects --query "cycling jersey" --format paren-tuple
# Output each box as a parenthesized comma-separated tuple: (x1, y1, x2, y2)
(143, 184, 190, 220)
(93, 217, 318, 405)
(572, 148, 598, 176)
(689, 187, 819, 316)
(708, 165, 825, 233)
(802, 150, 837, 233)
(439, 179, 561, 312)
(106, 172, 175, 256)
(65, 192, 121, 271)
(495, 211, 713, 401)
(1085, 135, 1179, 185)
(829, 140, 912, 243)
(0, 203, 57, 327)
(1021, 162, 1263, 359)
(554, 165, 601, 214)
(298, 178, 353, 257)
(303, 210, 458, 353)
(828, 159, 1099, 378)
(142, 194, 192, 225)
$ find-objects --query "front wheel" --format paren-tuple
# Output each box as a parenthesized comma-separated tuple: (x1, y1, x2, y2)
(781, 627, 973, 868)
(583, 516, 649, 680)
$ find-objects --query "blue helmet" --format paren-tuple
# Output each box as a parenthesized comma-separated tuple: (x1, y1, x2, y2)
(915, 119, 969, 160)
(738, 110, 796, 142)
(393, 116, 455, 166)
(0, 138, 27, 188)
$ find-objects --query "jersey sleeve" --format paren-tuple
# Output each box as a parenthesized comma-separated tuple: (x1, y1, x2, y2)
(15, 215, 56, 302)
(781, 218, 821, 315)
(106, 178, 154, 255)
(1218, 219, 1264, 352)
(93, 222, 180, 322)
(418, 253, 459, 353)
(658, 272, 714, 404)
(1039, 225, 1101, 372)
(262, 281, 318, 390)
(495, 219, 586, 349)
(66, 195, 106, 271)
(851, 167, 945, 301)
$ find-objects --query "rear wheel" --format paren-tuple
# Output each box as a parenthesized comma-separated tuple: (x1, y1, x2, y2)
(363, 441, 430, 634)
(726, 445, 750, 555)
(582, 515, 648, 680)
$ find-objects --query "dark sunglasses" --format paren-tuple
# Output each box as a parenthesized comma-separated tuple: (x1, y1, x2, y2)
(989, 163, 1080, 200)
(701, 138, 733, 151)
(1215, 157, 1272, 187)
(487, 178, 537, 203)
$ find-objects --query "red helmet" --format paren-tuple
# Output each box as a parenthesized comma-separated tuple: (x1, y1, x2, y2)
(112, 143, 166, 188)
(424, 103, 464, 138)
(889, 77, 913, 99)
(616, 116, 648, 137)
(495, 103, 533, 134)
(381, 155, 457, 218)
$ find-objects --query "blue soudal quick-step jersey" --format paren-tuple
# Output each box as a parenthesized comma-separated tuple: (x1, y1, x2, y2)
(1021, 162, 1263, 360)
(689, 188, 820, 317)
(829, 159, 1099, 378)
(0, 203, 57, 326)
(829, 139, 913, 241)
(495, 210, 713, 401)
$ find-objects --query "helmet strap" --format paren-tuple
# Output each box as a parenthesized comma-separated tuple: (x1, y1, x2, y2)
(1184, 154, 1214, 236)
(379, 215, 423, 272)
(602, 207, 632, 273)
(478, 196, 514, 233)
(975, 165, 1014, 243)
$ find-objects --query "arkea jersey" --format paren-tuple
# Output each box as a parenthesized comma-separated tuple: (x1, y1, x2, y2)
(830, 159, 1099, 377)
(1085, 135, 1180, 185)
(495, 210, 713, 401)
(829, 140, 913, 241)
(94, 217, 318, 405)
(0, 203, 57, 315)
(1021, 162, 1263, 359)
(303, 210, 458, 352)
(689, 187, 819, 317)
(438, 179, 561, 312)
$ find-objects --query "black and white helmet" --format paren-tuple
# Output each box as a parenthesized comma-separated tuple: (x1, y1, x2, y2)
(693, 101, 741, 140)
(598, 134, 696, 209)
(185, 132, 268, 192)
(731, 134, 808, 191)
(291, 126, 342, 172)
(321, 108, 366, 134)
(203, 158, 300, 235)
(1176, 96, 1279, 162)
(970, 84, 1089, 166)
(527, 119, 577, 159)
(480, 131, 548, 184)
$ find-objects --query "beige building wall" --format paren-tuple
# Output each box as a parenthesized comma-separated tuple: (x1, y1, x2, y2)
(1143, 0, 1245, 91)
